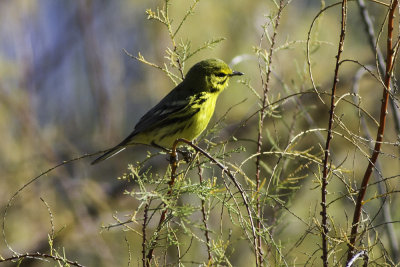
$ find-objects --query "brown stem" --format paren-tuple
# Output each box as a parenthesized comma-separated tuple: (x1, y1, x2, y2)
(321, 1, 347, 266)
(356, 0, 400, 262)
(174, 138, 259, 264)
(142, 202, 149, 267)
(254, 1, 285, 265)
(145, 143, 179, 266)
(346, 0, 398, 262)
(197, 161, 212, 263)
(146, 138, 259, 265)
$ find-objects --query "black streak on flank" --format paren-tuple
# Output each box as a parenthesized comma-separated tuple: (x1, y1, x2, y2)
(196, 97, 207, 105)
(157, 108, 201, 141)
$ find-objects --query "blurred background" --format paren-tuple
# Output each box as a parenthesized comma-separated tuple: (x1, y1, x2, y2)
(1, 0, 399, 266)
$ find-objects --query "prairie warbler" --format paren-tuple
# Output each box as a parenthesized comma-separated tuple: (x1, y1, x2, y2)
(91, 58, 243, 164)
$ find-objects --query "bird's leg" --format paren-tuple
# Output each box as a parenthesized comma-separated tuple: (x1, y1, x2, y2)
(151, 142, 175, 162)
(177, 145, 195, 163)
(151, 141, 194, 163)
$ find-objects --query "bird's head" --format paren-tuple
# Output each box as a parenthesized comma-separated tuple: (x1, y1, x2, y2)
(184, 59, 243, 93)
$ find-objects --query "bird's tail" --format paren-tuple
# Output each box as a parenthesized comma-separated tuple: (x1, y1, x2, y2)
(91, 146, 126, 165)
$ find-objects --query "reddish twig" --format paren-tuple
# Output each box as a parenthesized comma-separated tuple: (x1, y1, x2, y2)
(321, 1, 347, 266)
(145, 142, 179, 266)
(356, 0, 400, 262)
(346, 0, 398, 262)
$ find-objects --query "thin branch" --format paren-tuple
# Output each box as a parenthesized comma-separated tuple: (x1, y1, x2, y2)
(0, 253, 85, 267)
(145, 144, 179, 266)
(306, 1, 343, 104)
(357, 0, 400, 135)
(2, 152, 98, 255)
(197, 160, 212, 263)
(346, 250, 368, 267)
(320, 1, 347, 266)
(351, 65, 399, 262)
(125, 236, 132, 267)
(173, 0, 200, 38)
(142, 202, 149, 267)
(347, 0, 398, 261)
(172, 138, 259, 264)
(255, 1, 286, 264)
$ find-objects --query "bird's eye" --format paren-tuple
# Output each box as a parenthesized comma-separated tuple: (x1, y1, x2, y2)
(215, 73, 226, 77)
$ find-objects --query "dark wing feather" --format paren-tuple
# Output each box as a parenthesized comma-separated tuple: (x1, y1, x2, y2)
(134, 89, 190, 132)
(115, 83, 192, 145)
(91, 83, 193, 165)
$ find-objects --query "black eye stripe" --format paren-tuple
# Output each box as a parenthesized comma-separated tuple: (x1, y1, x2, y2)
(217, 77, 228, 85)
(215, 73, 226, 77)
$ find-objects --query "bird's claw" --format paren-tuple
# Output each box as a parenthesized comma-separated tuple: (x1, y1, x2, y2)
(167, 148, 195, 163)
(178, 148, 195, 163)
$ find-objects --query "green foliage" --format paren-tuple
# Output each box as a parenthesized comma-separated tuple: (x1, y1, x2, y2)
(1, 0, 400, 266)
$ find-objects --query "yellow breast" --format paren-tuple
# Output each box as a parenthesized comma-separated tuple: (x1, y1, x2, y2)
(131, 92, 220, 148)
(172, 92, 219, 145)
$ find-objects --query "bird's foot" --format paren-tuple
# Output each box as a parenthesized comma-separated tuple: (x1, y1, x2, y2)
(177, 147, 196, 163)
(167, 147, 195, 164)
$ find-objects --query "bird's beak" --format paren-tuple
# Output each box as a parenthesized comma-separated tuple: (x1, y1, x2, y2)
(230, 71, 244, 76)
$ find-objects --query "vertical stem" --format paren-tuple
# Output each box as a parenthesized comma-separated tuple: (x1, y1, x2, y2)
(145, 144, 179, 266)
(357, 0, 400, 133)
(347, 0, 398, 261)
(142, 202, 149, 267)
(255, 1, 285, 265)
(354, 2, 400, 260)
(321, 1, 347, 266)
(175, 138, 259, 265)
(197, 162, 212, 263)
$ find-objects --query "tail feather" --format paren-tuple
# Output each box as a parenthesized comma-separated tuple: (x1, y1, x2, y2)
(91, 146, 126, 165)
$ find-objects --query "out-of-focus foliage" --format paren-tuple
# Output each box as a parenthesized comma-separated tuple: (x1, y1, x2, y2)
(0, 0, 399, 266)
